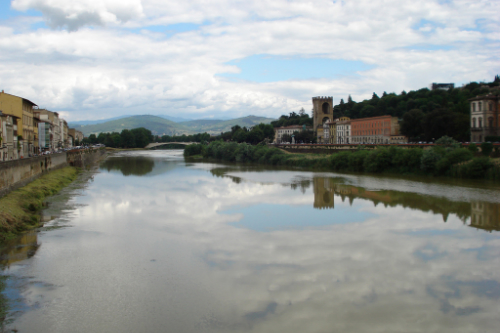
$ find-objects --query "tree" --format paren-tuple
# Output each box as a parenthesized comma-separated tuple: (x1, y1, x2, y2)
(88, 134, 97, 144)
(231, 125, 241, 133)
(120, 129, 135, 148)
(422, 108, 457, 142)
(299, 107, 306, 116)
(246, 128, 265, 144)
(401, 109, 424, 140)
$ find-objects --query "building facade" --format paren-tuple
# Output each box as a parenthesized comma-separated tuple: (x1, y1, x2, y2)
(350, 115, 402, 144)
(336, 117, 351, 144)
(0, 90, 37, 157)
(312, 96, 334, 143)
(469, 95, 499, 142)
(328, 120, 336, 143)
(274, 125, 312, 143)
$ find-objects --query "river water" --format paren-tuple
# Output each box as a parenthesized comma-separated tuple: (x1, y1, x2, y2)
(1, 150, 500, 332)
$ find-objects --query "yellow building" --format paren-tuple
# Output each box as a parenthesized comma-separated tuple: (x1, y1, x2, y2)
(0, 90, 37, 157)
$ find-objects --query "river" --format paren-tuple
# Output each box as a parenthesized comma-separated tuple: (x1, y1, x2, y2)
(1, 150, 499, 332)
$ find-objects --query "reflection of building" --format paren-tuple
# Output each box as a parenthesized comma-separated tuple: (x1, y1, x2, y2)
(0, 232, 39, 268)
(469, 202, 500, 232)
(313, 177, 335, 209)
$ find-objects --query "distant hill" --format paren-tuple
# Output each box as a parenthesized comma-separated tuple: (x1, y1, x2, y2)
(180, 115, 276, 134)
(74, 115, 193, 136)
(73, 114, 277, 137)
(68, 115, 129, 127)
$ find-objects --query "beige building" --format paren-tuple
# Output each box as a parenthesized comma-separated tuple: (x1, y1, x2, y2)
(68, 128, 84, 145)
(274, 125, 312, 143)
(312, 96, 334, 143)
(328, 120, 337, 143)
(469, 94, 499, 142)
(0, 90, 37, 157)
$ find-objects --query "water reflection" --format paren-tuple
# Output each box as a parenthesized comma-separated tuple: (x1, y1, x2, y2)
(0, 232, 39, 268)
(285, 176, 500, 233)
(100, 156, 155, 176)
(2, 152, 500, 332)
(470, 202, 500, 232)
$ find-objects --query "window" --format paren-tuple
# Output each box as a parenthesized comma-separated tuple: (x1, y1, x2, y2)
(478, 102, 482, 111)
(479, 118, 482, 128)
(472, 103, 476, 112)
(472, 118, 476, 128)
(489, 103, 493, 111)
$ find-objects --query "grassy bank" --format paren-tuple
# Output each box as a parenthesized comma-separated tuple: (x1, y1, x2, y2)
(184, 140, 500, 181)
(0, 167, 79, 241)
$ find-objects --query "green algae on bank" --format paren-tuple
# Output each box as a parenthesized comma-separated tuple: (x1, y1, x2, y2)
(0, 167, 79, 241)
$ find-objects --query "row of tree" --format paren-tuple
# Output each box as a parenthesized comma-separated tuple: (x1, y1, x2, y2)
(82, 127, 153, 148)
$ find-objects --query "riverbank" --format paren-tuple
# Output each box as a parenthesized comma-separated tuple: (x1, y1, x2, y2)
(0, 167, 79, 241)
(184, 141, 500, 180)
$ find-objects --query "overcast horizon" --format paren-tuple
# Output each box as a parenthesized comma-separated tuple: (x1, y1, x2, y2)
(0, 0, 499, 121)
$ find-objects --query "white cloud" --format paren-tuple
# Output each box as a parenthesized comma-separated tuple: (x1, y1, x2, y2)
(0, 0, 498, 121)
(12, 0, 143, 30)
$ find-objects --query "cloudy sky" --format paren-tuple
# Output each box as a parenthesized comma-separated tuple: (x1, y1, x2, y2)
(0, 0, 499, 121)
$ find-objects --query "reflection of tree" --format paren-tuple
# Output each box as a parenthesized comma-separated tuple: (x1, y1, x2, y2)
(100, 157, 155, 176)
(309, 176, 500, 232)
(289, 177, 312, 194)
(0, 232, 39, 268)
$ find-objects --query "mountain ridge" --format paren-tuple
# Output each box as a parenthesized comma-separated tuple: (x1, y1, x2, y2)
(73, 114, 276, 136)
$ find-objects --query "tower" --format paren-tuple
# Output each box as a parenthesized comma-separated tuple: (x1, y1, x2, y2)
(312, 96, 334, 143)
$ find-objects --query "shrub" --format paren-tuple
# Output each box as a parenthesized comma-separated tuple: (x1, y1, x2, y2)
(364, 148, 392, 173)
(184, 143, 205, 157)
(330, 152, 350, 171)
(436, 148, 474, 175)
(481, 142, 494, 156)
(234, 143, 254, 162)
(462, 157, 493, 178)
(348, 150, 369, 172)
(468, 143, 478, 153)
(420, 149, 442, 173)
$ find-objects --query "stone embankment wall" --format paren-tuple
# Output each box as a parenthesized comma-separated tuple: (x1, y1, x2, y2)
(0, 149, 106, 197)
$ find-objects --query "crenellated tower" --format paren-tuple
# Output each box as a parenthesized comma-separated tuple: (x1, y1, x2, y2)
(312, 96, 334, 143)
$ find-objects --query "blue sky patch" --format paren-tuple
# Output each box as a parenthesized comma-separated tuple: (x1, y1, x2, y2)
(127, 22, 206, 36)
(0, 2, 41, 21)
(225, 201, 375, 232)
(402, 44, 453, 52)
(218, 55, 374, 82)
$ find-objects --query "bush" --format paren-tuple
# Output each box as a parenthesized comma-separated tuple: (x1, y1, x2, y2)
(348, 150, 369, 172)
(420, 149, 442, 173)
(468, 143, 478, 153)
(234, 143, 254, 162)
(462, 157, 493, 178)
(330, 152, 350, 171)
(184, 143, 205, 157)
(436, 148, 474, 175)
(364, 148, 392, 173)
(481, 142, 494, 156)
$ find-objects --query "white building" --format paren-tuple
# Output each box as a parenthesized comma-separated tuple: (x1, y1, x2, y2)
(336, 117, 351, 144)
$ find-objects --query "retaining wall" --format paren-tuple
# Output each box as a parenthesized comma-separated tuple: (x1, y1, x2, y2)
(0, 149, 107, 197)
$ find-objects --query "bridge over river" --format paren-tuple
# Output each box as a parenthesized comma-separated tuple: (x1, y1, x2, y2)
(145, 142, 196, 149)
